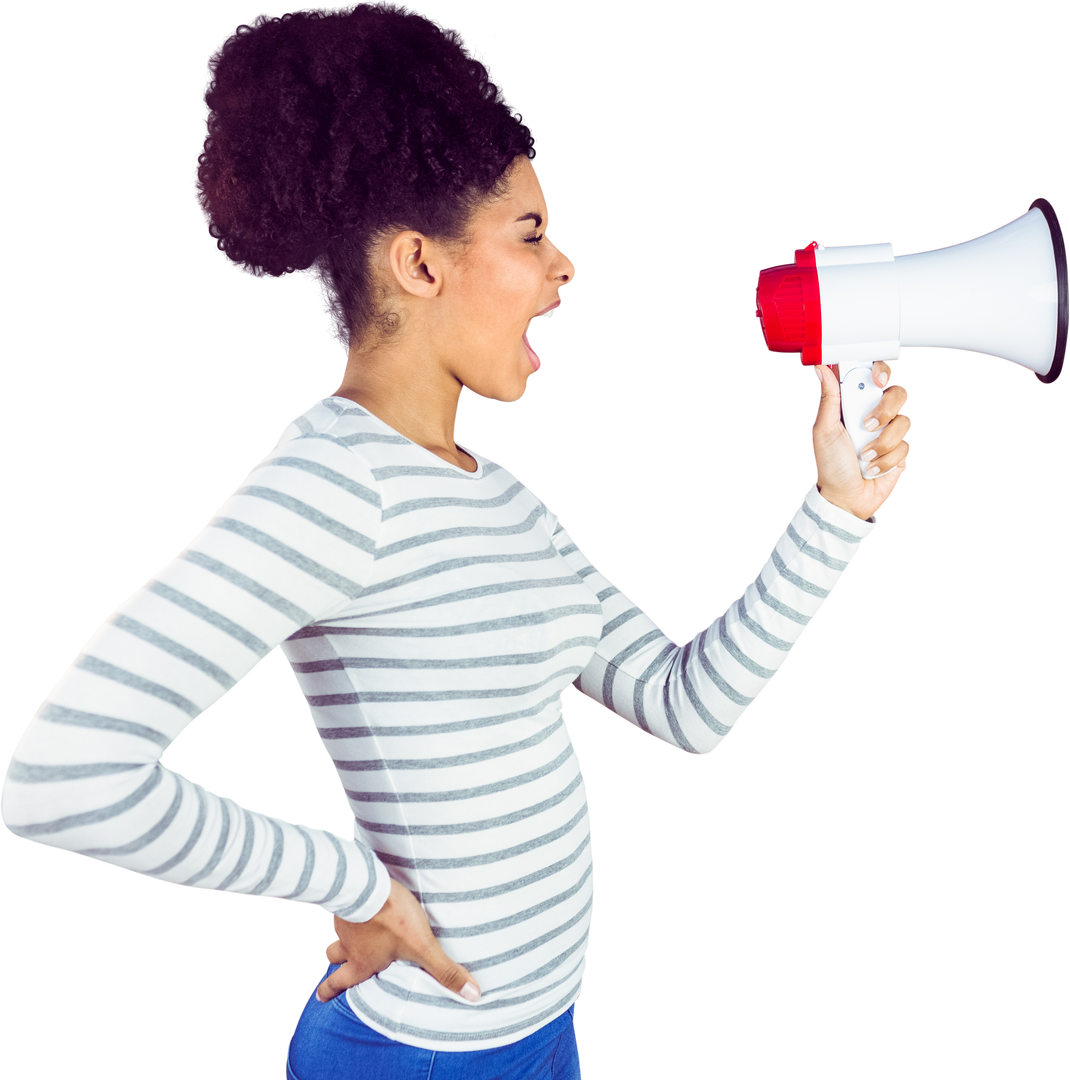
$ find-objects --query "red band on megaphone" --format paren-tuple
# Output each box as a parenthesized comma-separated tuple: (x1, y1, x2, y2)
(755, 241, 823, 364)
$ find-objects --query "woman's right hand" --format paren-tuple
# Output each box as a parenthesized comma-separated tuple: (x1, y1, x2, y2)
(315, 877, 482, 1004)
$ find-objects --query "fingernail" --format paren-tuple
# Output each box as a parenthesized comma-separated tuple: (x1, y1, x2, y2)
(876, 371, 889, 387)
(315, 993, 326, 1003)
(459, 983, 481, 1002)
(866, 465, 881, 478)
(864, 417, 880, 431)
(861, 448, 877, 462)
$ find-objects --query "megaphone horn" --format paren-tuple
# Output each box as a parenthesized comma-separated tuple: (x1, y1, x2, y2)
(755, 199, 1067, 471)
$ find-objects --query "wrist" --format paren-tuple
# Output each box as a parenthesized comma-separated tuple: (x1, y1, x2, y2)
(816, 482, 873, 521)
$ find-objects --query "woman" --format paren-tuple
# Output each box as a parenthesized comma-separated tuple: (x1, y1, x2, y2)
(2, 5, 908, 1077)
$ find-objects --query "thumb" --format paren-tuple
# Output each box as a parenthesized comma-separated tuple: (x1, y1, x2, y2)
(813, 364, 842, 441)
(420, 940, 482, 1003)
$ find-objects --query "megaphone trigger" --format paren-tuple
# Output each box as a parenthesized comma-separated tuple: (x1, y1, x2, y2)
(838, 363, 887, 464)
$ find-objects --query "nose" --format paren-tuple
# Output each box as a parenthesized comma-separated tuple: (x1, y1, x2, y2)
(550, 242, 575, 285)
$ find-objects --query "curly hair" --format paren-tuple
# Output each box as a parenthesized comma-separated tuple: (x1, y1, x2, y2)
(197, 4, 535, 346)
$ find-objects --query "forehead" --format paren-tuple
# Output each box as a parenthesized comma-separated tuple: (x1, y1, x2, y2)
(479, 158, 546, 227)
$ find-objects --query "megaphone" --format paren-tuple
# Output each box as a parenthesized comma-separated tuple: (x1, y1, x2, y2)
(755, 199, 1067, 472)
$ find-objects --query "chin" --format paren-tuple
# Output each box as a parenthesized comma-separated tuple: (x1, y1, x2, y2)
(462, 384, 529, 408)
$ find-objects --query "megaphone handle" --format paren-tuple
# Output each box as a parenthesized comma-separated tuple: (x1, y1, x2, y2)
(838, 362, 886, 475)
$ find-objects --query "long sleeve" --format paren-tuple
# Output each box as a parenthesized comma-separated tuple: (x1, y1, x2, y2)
(2, 392, 879, 1051)
(2, 425, 393, 922)
(556, 486, 875, 753)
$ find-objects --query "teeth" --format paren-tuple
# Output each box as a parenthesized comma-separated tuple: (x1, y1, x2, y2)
(542, 309, 554, 319)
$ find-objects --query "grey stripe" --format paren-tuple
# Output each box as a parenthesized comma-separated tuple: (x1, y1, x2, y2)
(771, 549, 830, 599)
(183, 798, 232, 885)
(295, 637, 596, 673)
(149, 581, 269, 656)
(6, 765, 163, 838)
(358, 577, 583, 619)
(320, 692, 565, 740)
(632, 642, 676, 734)
(266, 455, 381, 508)
(112, 614, 235, 690)
(348, 745, 575, 806)
(356, 773, 583, 836)
(596, 586, 620, 602)
(181, 550, 311, 625)
(293, 414, 314, 435)
(211, 517, 364, 599)
(249, 819, 285, 895)
(576, 566, 596, 579)
(600, 628, 665, 709)
(38, 703, 169, 747)
(600, 609, 647, 639)
(374, 505, 544, 559)
(321, 399, 364, 419)
(481, 950, 587, 997)
(239, 485, 376, 554)
(382, 481, 525, 521)
(307, 666, 583, 707)
(7, 760, 142, 783)
(356, 545, 556, 599)
(717, 615, 775, 679)
(755, 576, 810, 626)
(348, 979, 579, 1044)
(334, 717, 564, 773)
(735, 597, 792, 651)
(371, 465, 481, 480)
(77, 655, 198, 718)
(333, 842, 382, 918)
(149, 784, 208, 875)
(374, 804, 587, 870)
(680, 638, 734, 733)
(801, 498, 863, 543)
(435, 864, 593, 939)
(606, 628, 666, 668)
(336, 432, 408, 447)
(661, 676, 699, 753)
(216, 810, 255, 890)
(315, 829, 349, 907)
(695, 626, 751, 708)
(557, 543, 578, 558)
(465, 896, 593, 972)
(281, 826, 316, 899)
(787, 522, 849, 572)
(362, 959, 583, 1015)
(80, 775, 184, 856)
(412, 833, 590, 904)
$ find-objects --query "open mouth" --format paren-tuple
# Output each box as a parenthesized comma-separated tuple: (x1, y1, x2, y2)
(520, 302, 561, 373)
(523, 331, 540, 371)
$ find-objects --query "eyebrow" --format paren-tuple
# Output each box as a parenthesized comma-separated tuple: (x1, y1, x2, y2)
(514, 212, 543, 228)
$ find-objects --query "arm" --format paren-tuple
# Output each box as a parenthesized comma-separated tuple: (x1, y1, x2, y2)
(2, 430, 391, 922)
(561, 360, 909, 753)
(555, 487, 874, 754)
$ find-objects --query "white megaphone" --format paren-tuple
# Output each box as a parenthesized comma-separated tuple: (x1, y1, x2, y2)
(755, 199, 1067, 472)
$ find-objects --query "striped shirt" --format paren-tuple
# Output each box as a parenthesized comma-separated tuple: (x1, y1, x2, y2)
(3, 396, 874, 1050)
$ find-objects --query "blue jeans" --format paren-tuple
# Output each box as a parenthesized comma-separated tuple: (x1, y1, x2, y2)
(287, 967, 581, 1080)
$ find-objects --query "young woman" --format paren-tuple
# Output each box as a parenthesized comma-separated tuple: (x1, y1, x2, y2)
(2, 5, 908, 1077)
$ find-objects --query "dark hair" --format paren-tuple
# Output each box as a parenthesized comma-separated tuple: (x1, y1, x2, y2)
(197, 4, 534, 346)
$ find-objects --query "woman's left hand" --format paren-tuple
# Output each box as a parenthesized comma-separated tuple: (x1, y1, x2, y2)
(812, 361, 910, 521)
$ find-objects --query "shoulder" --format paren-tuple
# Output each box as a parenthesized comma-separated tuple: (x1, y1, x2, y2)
(256, 397, 392, 511)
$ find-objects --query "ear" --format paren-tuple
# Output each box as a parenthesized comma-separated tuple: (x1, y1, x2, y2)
(386, 232, 444, 298)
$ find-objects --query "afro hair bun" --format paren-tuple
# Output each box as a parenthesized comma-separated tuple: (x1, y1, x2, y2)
(197, 4, 534, 342)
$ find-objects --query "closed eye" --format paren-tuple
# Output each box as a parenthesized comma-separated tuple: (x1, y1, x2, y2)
(524, 233, 544, 246)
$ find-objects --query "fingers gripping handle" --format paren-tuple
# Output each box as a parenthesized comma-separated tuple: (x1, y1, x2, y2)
(839, 363, 885, 474)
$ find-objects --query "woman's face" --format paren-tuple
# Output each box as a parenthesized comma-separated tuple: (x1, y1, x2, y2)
(439, 157, 574, 401)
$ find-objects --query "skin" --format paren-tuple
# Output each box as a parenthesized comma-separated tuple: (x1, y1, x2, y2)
(333, 157, 574, 473)
(813, 360, 909, 522)
(313, 157, 915, 1002)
